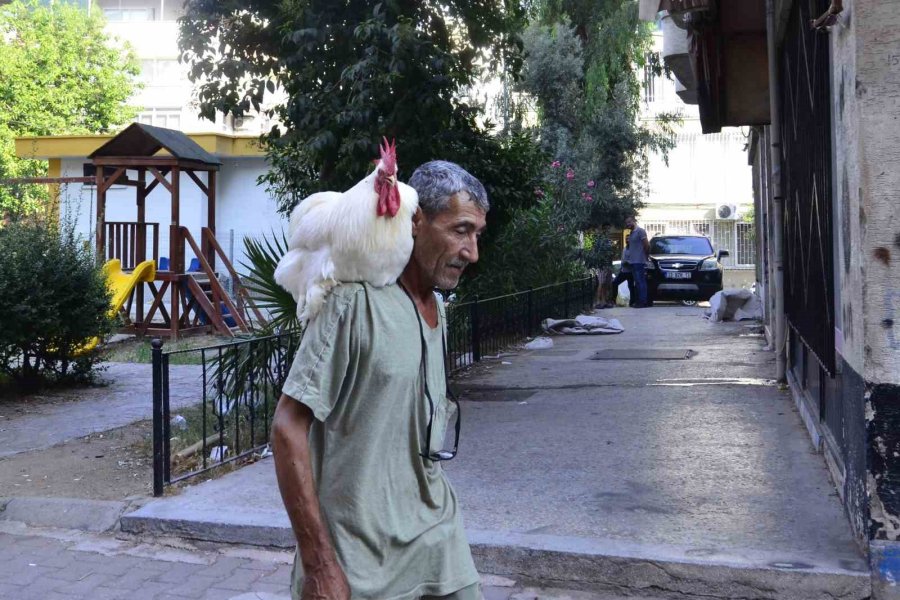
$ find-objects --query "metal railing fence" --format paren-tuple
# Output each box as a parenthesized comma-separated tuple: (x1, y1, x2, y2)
(151, 331, 300, 496)
(446, 276, 597, 373)
(150, 277, 597, 493)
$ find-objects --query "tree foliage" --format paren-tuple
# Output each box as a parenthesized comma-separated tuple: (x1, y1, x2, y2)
(0, 0, 140, 219)
(517, 1, 677, 264)
(179, 1, 529, 207)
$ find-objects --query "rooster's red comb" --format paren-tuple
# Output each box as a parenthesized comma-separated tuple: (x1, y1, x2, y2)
(378, 137, 397, 176)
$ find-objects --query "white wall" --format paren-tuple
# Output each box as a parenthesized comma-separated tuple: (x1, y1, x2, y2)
(216, 157, 288, 274)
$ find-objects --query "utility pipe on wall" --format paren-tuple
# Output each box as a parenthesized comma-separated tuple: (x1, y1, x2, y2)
(766, 0, 787, 381)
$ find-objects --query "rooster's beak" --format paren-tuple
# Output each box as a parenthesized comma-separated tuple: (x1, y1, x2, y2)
(388, 174, 397, 187)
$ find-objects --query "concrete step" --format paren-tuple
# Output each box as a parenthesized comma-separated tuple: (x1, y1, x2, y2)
(120, 506, 871, 600)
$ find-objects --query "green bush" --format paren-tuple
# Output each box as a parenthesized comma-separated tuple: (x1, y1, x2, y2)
(0, 220, 113, 391)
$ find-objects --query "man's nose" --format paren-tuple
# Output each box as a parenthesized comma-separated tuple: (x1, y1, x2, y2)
(461, 235, 479, 264)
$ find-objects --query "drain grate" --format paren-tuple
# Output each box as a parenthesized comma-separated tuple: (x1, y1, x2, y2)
(590, 349, 697, 360)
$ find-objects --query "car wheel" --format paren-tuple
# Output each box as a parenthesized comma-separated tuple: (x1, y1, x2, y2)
(680, 299, 698, 306)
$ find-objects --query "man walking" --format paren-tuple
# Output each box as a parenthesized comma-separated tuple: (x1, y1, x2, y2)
(271, 161, 488, 600)
(623, 215, 651, 308)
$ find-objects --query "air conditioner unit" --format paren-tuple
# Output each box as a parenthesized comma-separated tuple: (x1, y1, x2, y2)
(716, 203, 739, 220)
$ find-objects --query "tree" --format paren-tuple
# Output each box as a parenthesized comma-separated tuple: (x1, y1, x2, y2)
(0, 0, 139, 218)
(179, 1, 552, 298)
(178, 1, 534, 213)
(519, 1, 677, 266)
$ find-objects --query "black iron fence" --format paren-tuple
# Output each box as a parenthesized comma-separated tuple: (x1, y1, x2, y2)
(151, 332, 300, 496)
(446, 276, 597, 372)
(150, 276, 596, 493)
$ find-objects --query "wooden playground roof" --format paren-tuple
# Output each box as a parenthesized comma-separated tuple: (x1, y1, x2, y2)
(88, 123, 222, 169)
(14, 131, 262, 162)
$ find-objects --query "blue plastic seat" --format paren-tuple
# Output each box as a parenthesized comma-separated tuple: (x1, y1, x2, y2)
(188, 258, 201, 272)
(158, 256, 169, 271)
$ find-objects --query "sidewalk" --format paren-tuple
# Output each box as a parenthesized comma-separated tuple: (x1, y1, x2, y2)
(0, 521, 696, 600)
(0, 363, 201, 458)
(121, 305, 871, 599)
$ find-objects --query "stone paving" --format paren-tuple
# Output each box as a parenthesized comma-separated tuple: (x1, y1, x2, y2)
(0, 524, 680, 600)
(0, 363, 202, 458)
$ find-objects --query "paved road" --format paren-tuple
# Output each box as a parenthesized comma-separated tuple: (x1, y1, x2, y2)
(0, 523, 680, 600)
(0, 363, 202, 458)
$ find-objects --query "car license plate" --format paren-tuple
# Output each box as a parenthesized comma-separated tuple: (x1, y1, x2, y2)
(665, 271, 692, 280)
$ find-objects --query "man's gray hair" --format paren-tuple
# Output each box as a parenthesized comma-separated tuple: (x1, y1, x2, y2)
(408, 160, 489, 217)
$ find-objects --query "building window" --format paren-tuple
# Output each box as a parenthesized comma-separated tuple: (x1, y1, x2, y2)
(103, 7, 155, 21)
(138, 108, 182, 130)
(643, 64, 656, 104)
(139, 59, 183, 86)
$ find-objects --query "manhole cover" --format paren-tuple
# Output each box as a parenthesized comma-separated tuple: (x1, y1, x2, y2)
(590, 349, 697, 360)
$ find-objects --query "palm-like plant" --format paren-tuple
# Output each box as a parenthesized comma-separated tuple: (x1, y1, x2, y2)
(240, 230, 300, 334)
(201, 231, 301, 426)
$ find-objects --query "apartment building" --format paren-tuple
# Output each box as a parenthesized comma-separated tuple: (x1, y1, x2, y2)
(639, 31, 755, 277)
(90, 0, 271, 135)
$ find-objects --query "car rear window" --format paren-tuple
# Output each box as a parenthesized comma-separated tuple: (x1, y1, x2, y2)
(650, 236, 714, 255)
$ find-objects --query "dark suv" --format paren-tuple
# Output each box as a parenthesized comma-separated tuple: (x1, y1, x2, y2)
(646, 235, 729, 303)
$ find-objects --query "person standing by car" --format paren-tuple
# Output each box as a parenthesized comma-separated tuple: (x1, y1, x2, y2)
(610, 248, 636, 307)
(623, 215, 651, 308)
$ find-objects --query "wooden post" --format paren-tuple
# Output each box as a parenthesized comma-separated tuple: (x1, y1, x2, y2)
(136, 168, 147, 324)
(170, 167, 181, 273)
(207, 170, 217, 270)
(95, 167, 106, 262)
(170, 167, 181, 339)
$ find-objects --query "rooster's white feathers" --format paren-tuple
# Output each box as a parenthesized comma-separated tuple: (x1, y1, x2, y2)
(274, 139, 419, 325)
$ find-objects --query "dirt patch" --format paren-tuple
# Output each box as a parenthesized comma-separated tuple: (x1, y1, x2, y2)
(0, 383, 109, 420)
(0, 421, 153, 501)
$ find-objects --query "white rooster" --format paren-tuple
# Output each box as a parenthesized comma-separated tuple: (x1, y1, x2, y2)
(274, 138, 419, 325)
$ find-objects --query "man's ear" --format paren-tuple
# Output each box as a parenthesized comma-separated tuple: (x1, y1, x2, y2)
(411, 207, 425, 238)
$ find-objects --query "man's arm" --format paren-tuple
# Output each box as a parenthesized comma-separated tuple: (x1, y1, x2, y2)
(641, 230, 651, 257)
(271, 394, 350, 600)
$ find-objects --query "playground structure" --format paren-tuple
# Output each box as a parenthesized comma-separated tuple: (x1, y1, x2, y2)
(91, 123, 265, 338)
(5, 123, 265, 339)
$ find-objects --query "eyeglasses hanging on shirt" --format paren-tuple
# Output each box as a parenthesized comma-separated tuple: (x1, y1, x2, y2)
(398, 281, 461, 462)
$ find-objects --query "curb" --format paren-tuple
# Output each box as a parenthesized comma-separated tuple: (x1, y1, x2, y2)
(469, 529, 871, 600)
(119, 506, 871, 600)
(0, 496, 129, 533)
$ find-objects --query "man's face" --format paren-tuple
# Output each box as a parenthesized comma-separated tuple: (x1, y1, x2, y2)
(625, 217, 636, 229)
(410, 192, 487, 290)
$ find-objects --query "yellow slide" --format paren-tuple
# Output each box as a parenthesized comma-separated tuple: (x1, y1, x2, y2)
(77, 258, 157, 353)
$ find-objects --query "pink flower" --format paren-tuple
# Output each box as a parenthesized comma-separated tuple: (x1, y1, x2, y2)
(566, 169, 574, 180)
(534, 188, 544, 197)
(551, 160, 561, 168)
(587, 180, 595, 188)
(581, 192, 593, 202)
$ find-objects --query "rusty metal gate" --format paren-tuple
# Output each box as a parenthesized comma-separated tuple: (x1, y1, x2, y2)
(779, 0, 846, 462)
(780, 0, 835, 376)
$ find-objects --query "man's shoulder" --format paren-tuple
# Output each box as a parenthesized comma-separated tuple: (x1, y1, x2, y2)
(328, 282, 368, 302)
(323, 282, 401, 311)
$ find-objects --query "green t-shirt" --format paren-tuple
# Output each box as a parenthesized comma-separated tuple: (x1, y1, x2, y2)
(282, 282, 479, 600)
